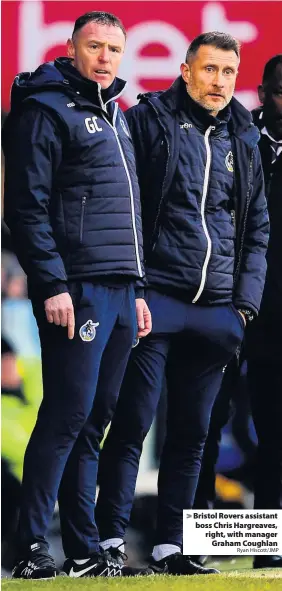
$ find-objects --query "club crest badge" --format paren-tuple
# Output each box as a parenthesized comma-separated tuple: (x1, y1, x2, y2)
(79, 320, 99, 342)
(225, 151, 234, 172)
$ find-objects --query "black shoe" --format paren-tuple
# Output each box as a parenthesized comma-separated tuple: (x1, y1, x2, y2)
(104, 546, 153, 576)
(253, 555, 282, 569)
(149, 552, 220, 575)
(62, 551, 123, 577)
(12, 543, 56, 579)
(191, 555, 209, 566)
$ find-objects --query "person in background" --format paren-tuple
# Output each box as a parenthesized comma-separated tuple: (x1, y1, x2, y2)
(3, 10, 151, 580)
(247, 54, 282, 569)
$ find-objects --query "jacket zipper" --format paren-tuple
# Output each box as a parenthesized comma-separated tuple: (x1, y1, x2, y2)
(192, 126, 215, 303)
(151, 137, 170, 252)
(147, 100, 170, 252)
(101, 104, 143, 277)
(97, 81, 128, 109)
(80, 195, 86, 243)
(231, 209, 236, 233)
(233, 150, 254, 285)
(97, 84, 108, 113)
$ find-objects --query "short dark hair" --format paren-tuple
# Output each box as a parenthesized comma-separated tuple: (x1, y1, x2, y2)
(72, 11, 126, 39)
(262, 54, 282, 84)
(185, 32, 240, 63)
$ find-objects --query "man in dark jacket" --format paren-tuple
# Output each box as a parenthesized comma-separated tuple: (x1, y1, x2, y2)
(247, 54, 282, 568)
(192, 54, 282, 570)
(95, 32, 269, 575)
(3, 11, 151, 579)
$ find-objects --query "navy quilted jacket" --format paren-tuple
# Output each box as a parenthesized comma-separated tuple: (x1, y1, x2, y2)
(126, 77, 269, 314)
(3, 58, 145, 299)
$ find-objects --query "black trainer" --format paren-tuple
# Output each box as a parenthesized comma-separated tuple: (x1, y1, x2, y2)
(149, 552, 220, 575)
(12, 543, 57, 579)
(62, 550, 123, 577)
(104, 546, 154, 576)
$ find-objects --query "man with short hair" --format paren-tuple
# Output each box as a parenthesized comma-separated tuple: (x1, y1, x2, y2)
(192, 54, 282, 570)
(3, 11, 151, 579)
(96, 32, 269, 575)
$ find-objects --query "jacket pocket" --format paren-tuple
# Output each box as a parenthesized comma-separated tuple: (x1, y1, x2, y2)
(151, 225, 163, 252)
(79, 195, 87, 243)
(229, 303, 245, 331)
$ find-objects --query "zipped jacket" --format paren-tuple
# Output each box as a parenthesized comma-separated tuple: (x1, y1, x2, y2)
(3, 58, 145, 299)
(126, 77, 269, 314)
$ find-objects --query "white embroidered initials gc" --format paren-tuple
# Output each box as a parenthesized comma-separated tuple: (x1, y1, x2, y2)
(85, 116, 103, 133)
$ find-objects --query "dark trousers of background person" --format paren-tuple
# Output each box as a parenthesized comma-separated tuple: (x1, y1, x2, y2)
(246, 293, 282, 510)
(249, 358, 282, 509)
(17, 282, 137, 559)
(96, 289, 245, 548)
(1, 459, 21, 569)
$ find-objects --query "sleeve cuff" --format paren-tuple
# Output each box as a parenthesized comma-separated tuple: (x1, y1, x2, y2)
(42, 281, 69, 301)
(135, 287, 145, 299)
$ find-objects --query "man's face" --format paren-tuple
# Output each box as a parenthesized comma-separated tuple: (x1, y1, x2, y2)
(258, 63, 282, 140)
(181, 45, 239, 116)
(67, 21, 125, 89)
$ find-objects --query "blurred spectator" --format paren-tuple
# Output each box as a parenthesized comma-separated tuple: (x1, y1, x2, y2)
(2, 110, 12, 252)
(1, 251, 40, 357)
(2, 337, 25, 401)
(1, 335, 43, 571)
(2, 251, 27, 299)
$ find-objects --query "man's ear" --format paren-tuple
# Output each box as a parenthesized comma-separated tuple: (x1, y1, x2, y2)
(180, 62, 190, 85)
(258, 84, 265, 105)
(67, 38, 75, 59)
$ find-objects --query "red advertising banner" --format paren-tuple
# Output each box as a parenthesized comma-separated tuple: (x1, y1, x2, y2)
(2, 1, 282, 112)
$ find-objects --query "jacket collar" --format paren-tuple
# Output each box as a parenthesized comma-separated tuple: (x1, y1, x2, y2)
(178, 84, 231, 134)
(139, 76, 260, 147)
(251, 106, 263, 130)
(54, 58, 127, 109)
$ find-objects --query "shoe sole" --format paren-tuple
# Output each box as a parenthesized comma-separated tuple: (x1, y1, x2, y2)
(12, 577, 56, 580)
(60, 571, 123, 578)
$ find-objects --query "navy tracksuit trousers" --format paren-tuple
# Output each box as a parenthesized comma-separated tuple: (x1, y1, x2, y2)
(193, 359, 253, 509)
(17, 282, 137, 558)
(96, 289, 245, 547)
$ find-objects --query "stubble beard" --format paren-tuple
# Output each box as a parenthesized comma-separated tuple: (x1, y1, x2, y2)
(186, 85, 232, 117)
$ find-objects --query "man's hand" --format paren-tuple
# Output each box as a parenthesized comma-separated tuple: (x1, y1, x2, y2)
(136, 298, 152, 338)
(44, 293, 75, 339)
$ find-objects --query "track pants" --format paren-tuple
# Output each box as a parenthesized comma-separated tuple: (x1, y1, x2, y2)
(17, 282, 136, 557)
(96, 289, 244, 547)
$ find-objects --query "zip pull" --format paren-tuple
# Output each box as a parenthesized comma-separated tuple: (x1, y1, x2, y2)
(231, 209, 236, 231)
(97, 82, 107, 113)
(80, 196, 87, 243)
